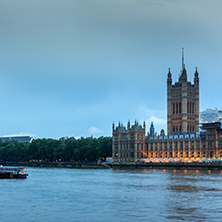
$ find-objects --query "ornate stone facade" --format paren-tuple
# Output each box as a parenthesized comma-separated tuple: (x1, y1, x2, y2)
(144, 123, 222, 159)
(113, 122, 222, 163)
(112, 121, 145, 163)
(112, 54, 222, 163)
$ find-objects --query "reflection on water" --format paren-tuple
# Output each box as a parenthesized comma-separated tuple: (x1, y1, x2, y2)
(0, 168, 221, 222)
(164, 169, 222, 221)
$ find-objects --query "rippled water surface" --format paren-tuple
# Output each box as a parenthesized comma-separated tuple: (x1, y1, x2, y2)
(0, 167, 222, 222)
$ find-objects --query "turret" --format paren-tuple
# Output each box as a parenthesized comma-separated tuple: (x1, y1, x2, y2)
(127, 120, 130, 129)
(135, 120, 138, 126)
(167, 68, 172, 86)
(194, 67, 199, 85)
(150, 122, 155, 137)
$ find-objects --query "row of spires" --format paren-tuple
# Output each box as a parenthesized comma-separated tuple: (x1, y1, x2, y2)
(167, 67, 199, 79)
(168, 48, 199, 82)
(113, 120, 146, 130)
(167, 66, 199, 86)
(113, 121, 166, 137)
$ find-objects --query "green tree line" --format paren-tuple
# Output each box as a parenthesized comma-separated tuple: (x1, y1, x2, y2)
(0, 136, 112, 162)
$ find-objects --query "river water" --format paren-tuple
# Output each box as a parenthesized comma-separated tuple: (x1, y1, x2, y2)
(0, 167, 222, 222)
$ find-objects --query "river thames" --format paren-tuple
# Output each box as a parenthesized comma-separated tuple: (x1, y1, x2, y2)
(0, 167, 222, 222)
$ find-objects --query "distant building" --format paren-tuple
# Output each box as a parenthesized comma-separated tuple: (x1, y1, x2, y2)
(0, 136, 34, 143)
(200, 108, 222, 124)
(59, 136, 69, 142)
(112, 50, 222, 162)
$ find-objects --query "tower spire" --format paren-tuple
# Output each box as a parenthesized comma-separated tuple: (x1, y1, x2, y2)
(182, 48, 185, 70)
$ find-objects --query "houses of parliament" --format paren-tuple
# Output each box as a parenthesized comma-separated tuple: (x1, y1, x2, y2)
(112, 52, 222, 163)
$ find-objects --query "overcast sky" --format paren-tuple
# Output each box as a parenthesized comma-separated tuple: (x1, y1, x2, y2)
(0, 0, 221, 138)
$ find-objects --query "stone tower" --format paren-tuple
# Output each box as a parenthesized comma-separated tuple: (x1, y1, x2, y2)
(167, 50, 199, 135)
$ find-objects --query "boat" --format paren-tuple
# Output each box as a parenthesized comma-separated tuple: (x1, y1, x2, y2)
(0, 166, 28, 179)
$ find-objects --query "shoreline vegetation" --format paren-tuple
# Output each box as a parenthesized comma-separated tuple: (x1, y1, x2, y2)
(0, 136, 112, 163)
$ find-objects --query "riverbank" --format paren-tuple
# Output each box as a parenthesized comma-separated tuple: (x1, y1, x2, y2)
(111, 162, 222, 170)
(1, 161, 222, 170)
(0, 161, 110, 169)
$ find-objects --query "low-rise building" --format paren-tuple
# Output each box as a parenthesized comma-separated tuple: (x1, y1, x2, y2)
(0, 136, 34, 143)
